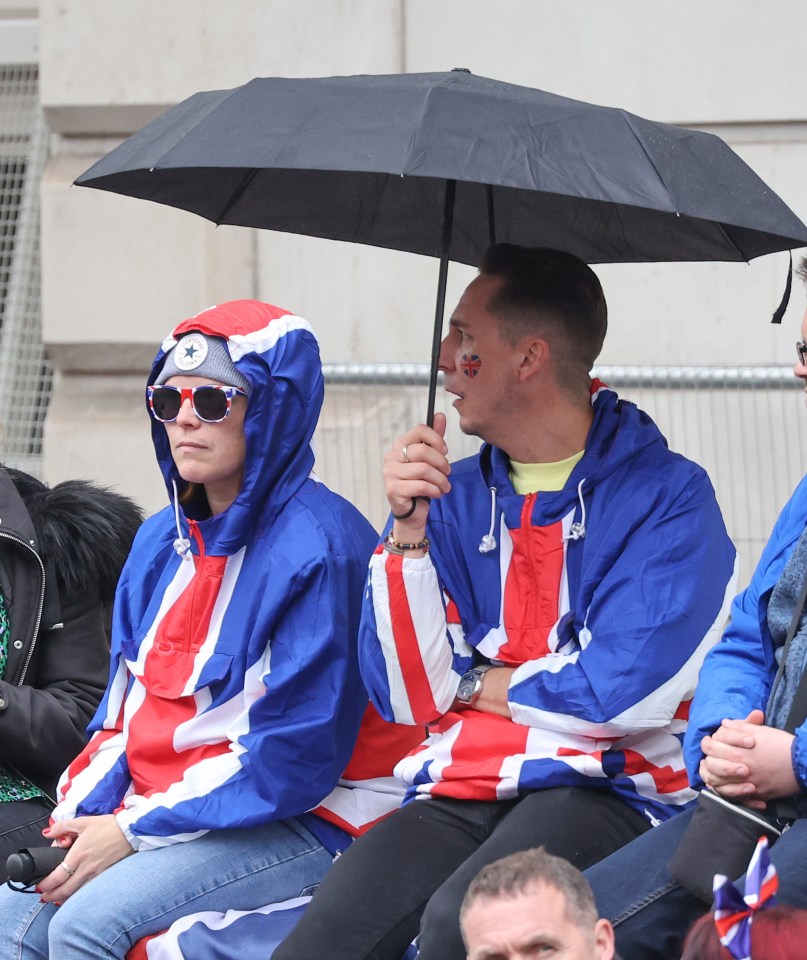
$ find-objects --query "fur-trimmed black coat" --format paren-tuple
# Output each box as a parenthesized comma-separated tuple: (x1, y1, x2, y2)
(0, 466, 142, 798)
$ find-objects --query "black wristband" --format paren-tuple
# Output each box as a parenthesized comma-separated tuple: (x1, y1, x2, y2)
(391, 498, 418, 521)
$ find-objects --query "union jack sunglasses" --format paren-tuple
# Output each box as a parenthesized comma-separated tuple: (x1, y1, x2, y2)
(147, 384, 247, 423)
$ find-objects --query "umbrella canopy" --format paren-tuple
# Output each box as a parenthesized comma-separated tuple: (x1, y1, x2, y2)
(76, 69, 807, 264)
(75, 69, 807, 420)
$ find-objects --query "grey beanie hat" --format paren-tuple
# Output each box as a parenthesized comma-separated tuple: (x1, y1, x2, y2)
(155, 332, 252, 395)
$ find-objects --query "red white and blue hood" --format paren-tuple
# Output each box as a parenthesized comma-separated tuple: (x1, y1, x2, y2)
(149, 299, 323, 554)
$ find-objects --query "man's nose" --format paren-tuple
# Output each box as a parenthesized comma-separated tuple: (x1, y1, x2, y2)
(437, 333, 455, 371)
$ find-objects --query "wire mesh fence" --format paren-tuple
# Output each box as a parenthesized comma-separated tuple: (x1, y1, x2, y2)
(0, 64, 50, 478)
(315, 364, 807, 582)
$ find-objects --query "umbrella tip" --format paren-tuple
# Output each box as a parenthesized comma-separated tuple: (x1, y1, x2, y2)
(451, 67, 472, 73)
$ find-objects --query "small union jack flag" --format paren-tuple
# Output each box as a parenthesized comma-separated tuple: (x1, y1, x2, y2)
(460, 354, 482, 377)
(713, 836, 778, 960)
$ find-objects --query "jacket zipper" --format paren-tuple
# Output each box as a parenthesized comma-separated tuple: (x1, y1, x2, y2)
(521, 491, 541, 600)
(185, 519, 205, 651)
(0, 529, 46, 686)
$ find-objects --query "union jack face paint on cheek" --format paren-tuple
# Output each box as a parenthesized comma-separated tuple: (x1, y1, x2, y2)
(460, 354, 482, 377)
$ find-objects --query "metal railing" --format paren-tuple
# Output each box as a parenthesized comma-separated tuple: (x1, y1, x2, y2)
(317, 363, 807, 581)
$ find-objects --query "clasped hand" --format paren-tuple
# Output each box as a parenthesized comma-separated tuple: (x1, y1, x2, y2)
(37, 814, 135, 903)
(699, 709, 799, 810)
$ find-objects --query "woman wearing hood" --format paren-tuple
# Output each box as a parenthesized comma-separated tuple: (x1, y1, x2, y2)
(0, 300, 378, 958)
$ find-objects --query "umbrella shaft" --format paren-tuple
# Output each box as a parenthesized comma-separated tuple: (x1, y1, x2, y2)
(427, 179, 456, 428)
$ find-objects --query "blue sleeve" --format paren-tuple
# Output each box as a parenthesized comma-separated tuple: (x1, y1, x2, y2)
(684, 478, 807, 785)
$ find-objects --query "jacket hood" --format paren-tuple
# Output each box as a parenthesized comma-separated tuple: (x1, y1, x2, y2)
(148, 299, 323, 553)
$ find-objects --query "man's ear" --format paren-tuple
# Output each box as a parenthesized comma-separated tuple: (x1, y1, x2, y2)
(593, 918, 616, 960)
(516, 337, 550, 382)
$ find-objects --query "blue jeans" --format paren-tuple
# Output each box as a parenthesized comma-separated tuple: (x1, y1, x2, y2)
(0, 816, 333, 960)
(584, 808, 807, 960)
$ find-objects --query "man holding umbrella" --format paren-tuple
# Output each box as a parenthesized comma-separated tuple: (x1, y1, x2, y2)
(274, 244, 737, 960)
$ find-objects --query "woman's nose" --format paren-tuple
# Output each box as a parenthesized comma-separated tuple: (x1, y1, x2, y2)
(175, 397, 198, 425)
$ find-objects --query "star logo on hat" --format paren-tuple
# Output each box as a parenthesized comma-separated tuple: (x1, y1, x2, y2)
(174, 333, 209, 371)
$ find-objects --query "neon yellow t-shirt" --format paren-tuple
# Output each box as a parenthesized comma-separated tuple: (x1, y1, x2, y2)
(509, 449, 584, 495)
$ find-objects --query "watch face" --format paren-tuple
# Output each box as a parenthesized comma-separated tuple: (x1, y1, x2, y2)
(457, 669, 480, 704)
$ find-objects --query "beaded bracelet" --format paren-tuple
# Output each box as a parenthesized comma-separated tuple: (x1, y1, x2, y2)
(383, 532, 430, 555)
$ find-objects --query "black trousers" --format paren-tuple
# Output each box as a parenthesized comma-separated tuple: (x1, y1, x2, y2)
(0, 797, 54, 883)
(273, 787, 650, 960)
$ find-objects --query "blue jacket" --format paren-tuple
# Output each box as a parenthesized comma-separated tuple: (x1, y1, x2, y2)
(361, 384, 737, 822)
(54, 301, 377, 850)
(685, 473, 807, 791)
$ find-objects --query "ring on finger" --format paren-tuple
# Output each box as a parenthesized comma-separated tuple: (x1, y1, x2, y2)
(401, 444, 411, 464)
(60, 860, 76, 877)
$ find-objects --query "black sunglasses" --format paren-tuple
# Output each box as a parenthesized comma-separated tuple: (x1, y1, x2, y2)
(798, 342, 807, 367)
(147, 385, 247, 423)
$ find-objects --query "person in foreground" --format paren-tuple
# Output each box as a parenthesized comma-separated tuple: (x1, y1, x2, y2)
(0, 299, 377, 958)
(584, 255, 807, 959)
(0, 467, 141, 881)
(460, 848, 616, 960)
(274, 244, 738, 960)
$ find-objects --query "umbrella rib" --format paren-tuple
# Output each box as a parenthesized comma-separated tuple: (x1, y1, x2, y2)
(707, 216, 747, 262)
(620, 112, 747, 260)
(142, 85, 254, 172)
(619, 112, 680, 213)
(214, 168, 260, 225)
(401, 81, 441, 176)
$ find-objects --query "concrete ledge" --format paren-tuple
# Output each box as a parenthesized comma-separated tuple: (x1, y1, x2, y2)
(44, 103, 171, 137)
(45, 342, 155, 374)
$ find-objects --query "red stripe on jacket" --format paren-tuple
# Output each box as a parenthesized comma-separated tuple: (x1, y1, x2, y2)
(499, 495, 564, 663)
(127, 552, 231, 797)
(386, 552, 440, 721)
(430, 712, 530, 801)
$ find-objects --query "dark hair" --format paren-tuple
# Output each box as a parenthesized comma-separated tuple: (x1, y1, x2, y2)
(680, 913, 730, 960)
(460, 847, 598, 942)
(179, 482, 211, 518)
(479, 244, 608, 393)
(681, 905, 807, 960)
(796, 255, 807, 287)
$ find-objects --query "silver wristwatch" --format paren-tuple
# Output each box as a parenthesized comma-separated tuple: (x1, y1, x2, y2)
(456, 664, 492, 706)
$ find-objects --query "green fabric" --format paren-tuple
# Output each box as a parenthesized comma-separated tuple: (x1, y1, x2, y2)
(0, 586, 45, 802)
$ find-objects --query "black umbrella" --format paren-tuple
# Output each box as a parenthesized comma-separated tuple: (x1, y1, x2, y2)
(75, 69, 807, 423)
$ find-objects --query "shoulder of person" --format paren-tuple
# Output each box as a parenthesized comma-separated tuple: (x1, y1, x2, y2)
(4, 466, 144, 603)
